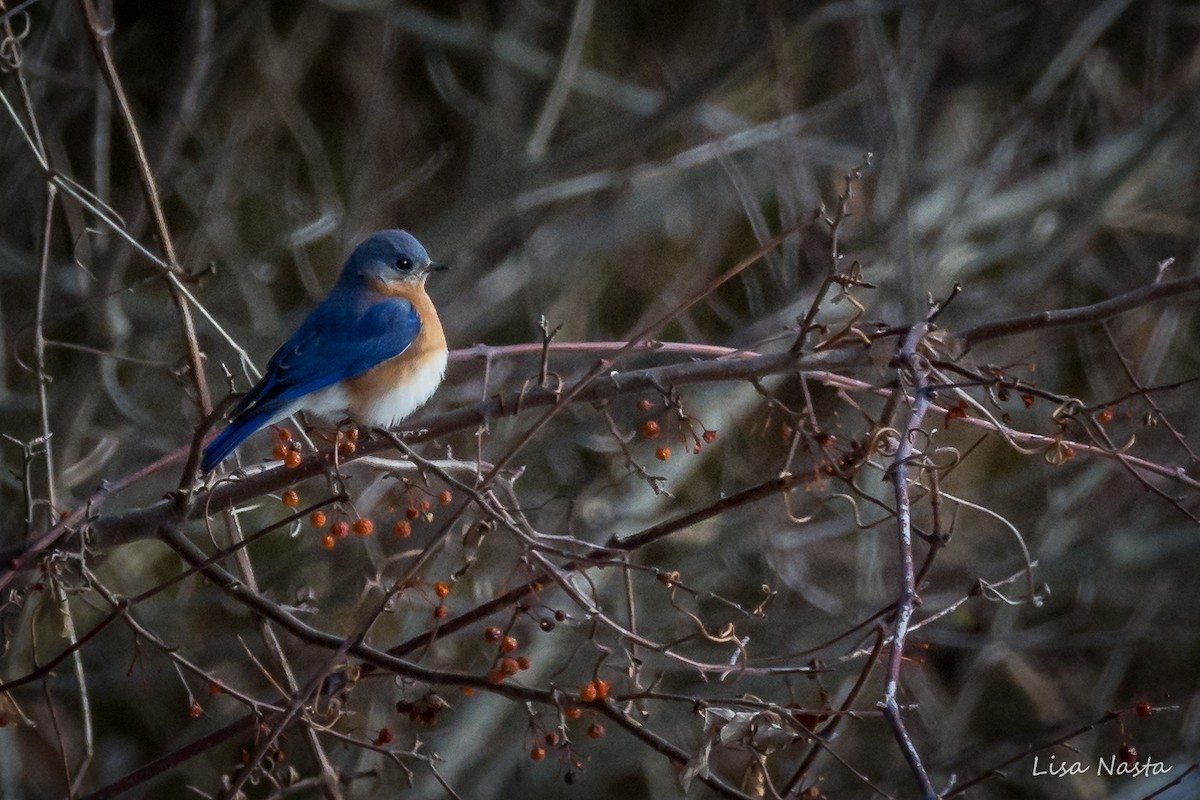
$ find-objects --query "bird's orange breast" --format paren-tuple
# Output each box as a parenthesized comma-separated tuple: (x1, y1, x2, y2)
(343, 281, 447, 426)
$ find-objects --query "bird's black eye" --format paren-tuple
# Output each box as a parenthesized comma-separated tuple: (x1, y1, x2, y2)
(395, 257, 413, 271)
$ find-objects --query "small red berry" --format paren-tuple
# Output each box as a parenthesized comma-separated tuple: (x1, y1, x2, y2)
(1136, 702, 1153, 717)
(339, 441, 356, 457)
(434, 581, 450, 598)
(438, 490, 452, 505)
(375, 727, 393, 746)
(655, 447, 670, 461)
(702, 429, 717, 443)
(554, 610, 566, 622)
(207, 683, 221, 695)
(393, 520, 412, 537)
(486, 669, 505, 685)
(433, 604, 448, 619)
(499, 657, 520, 676)
(594, 679, 610, 699)
(330, 521, 350, 539)
(500, 635, 518, 653)
(530, 745, 546, 761)
(816, 432, 837, 449)
(1120, 744, 1138, 766)
(564, 706, 582, 720)
(579, 683, 598, 703)
(284, 450, 302, 468)
(420, 500, 431, 513)
(352, 518, 374, 536)
(189, 701, 202, 718)
(642, 420, 660, 438)
(461, 686, 475, 696)
(275, 427, 292, 442)
(1021, 394, 1036, 408)
(272, 443, 288, 460)
(638, 398, 654, 411)
(484, 627, 503, 643)
(320, 534, 335, 549)
(405, 506, 420, 520)
(517, 655, 531, 670)
(310, 511, 327, 527)
(780, 422, 793, 441)
(587, 722, 604, 739)
(545, 731, 560, 746)
(1097, 406, 1114, 423)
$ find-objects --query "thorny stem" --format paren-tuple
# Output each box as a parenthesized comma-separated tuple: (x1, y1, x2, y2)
(881, 321, 938, 800)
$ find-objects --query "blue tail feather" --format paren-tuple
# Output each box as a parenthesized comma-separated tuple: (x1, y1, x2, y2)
(201, 409, 276, 473)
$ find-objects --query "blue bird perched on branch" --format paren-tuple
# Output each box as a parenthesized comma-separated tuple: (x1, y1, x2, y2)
(201, 230, 448, 473)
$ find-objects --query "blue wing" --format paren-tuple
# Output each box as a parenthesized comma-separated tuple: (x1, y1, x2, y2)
(201, 290, 421, 472)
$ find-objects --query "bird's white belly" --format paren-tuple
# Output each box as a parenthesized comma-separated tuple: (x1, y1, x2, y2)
(300, 348, 448, 428)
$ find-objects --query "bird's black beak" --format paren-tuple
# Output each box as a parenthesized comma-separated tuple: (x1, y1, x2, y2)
(426, 262, 449, 274)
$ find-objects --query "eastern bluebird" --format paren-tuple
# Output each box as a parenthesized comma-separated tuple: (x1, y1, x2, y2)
(201, 230, 448, 473)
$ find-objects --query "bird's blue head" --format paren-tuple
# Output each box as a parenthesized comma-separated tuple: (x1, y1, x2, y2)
(337, 230, 447, 291)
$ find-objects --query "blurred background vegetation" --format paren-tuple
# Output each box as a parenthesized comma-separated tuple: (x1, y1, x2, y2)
(2, 1, 1200, 798)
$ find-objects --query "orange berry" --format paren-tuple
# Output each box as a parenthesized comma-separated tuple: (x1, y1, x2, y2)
(348, 428, 359, 440)
(530, 745, 546, 761)
(500, 635, 518, 653)
(310, 511, 327, 527)
(282, 489, 299, 507)
(352, 518, 374, 536)
(438, 489, 452, 505)
(420, 500, 431, 512)
(486, 669, 505, 685)
(275, 427, 292, 442)
(1021, 394, 1036, 408)
(434, 581, 450, 598)
(655, 447, 670, 461)
(433, 604, 448, 619)
(564, 706, 582, 720)
(642, 420, 660, 438)
(579, 683, 598, 703)
(272, 443, 288, 460)
(320, 534, 335, 549)
(284, 450, 302, 468)
(330, 521, 350, 538)
(692, 444, 701, 454)
(587, 722, 604, 739)
(461, 686, 475, 696)
(405, 506, 420, 520)
(594, 679, 610, 699)
(189, 701, 202, 718)
(545, 731, 560, 746)
(1098, 406, 1114, 423)
(780, 422, 793, 441)
(517, 655, 531, 670)
(207, 683, 221, 695)
(339, 441, 356, 457)
(637, 398, 654, 411)
(500, 657, 520, 676)
(816, 432, 837, 449)
(484, 626, 503, 643)
(393, 520, 412, 537)
(1136, 702, 1153, 717)
(702, 429, 717, 443)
